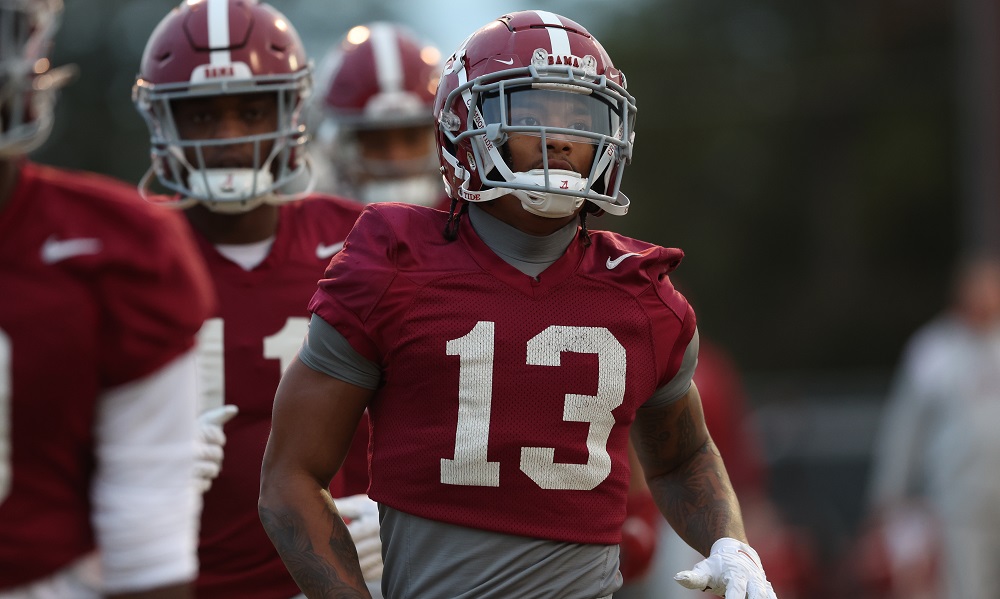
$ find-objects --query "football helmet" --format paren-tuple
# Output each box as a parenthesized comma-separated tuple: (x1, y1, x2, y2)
(0, 0, 69, 157)
(133, 0, 313, 213)
(313, 22, 442, 206)
(434, 10, 636, 218)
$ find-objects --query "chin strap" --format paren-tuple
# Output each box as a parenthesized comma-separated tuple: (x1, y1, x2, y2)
(360, 175, 444, 206)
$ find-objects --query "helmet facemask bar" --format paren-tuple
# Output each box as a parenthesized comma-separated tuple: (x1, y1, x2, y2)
(134, 69, 314, 211)
(0, 0, 65, 157)
(441, 63, 636, 215)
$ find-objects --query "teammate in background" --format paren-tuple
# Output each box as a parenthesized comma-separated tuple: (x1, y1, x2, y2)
(0, 1, 213, 597)
(866, 254, 1000, 599)
(314, 20, 666, 589)
(132, 1, 376, 597)
(260, 11, 778, 599)
(311, 21, 449, 209)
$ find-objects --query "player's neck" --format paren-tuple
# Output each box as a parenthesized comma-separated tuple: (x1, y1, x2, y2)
(0, 158, 20, 213)
(477, 194, 579, 236)
(185, 202, 280, 244)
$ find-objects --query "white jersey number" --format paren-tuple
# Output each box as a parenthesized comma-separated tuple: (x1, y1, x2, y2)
(196, 317, 308, 411)
(0, 330, 9, 504)
(442, 322, 626, 490)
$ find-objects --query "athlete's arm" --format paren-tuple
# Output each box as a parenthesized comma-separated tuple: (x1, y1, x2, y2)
(93, 351, 200, 598)
(630, 382, 746, 556)
(259, 357, 373, 599)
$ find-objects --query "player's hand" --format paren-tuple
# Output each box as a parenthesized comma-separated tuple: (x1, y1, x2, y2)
(334, 494, 382, 582)
(674, 537, 777, 599)
(194, 405, 239, 493)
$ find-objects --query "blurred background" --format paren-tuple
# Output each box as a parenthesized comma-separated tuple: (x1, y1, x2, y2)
(37, 0, 996, 596)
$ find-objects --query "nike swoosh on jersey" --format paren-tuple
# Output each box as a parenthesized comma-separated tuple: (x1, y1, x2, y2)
(606, 252, 642, 270)
(316, 241, 345, 259)
(40, 235, 102, 264)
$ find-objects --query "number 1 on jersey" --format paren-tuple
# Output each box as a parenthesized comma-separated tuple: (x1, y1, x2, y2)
(195, 316, 308, 412)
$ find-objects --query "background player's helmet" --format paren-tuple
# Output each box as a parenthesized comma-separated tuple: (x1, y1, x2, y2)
(433, 10, 636, 217)
(313, 22, 442, 205)
(133, 0, 313, 212)
(0, 0, 69, 157)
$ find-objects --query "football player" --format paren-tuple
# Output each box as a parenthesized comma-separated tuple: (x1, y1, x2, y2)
(0, 1, 213, 597)
(260, 10, 778, 599)
(311, 21, 449, 209)
(132, 1, 376, 597)
(313, 19, 662, 594)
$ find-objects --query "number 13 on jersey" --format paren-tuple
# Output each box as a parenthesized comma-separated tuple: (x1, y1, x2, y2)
(442, 321, 626, 491)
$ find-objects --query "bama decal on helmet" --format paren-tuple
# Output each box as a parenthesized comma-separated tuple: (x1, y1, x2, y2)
(192, 63, 253, 83)
(530, 49, 598, 76)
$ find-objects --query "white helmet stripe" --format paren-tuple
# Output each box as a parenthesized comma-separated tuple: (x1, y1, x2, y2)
(371, 22, 403, 93)
(534, 10, 571, 57)
(207, 0, 233, 66)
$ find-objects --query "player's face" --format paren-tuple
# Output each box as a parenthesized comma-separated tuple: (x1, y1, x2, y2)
(503, 90, 598, 176)
(171, 92, 278, 169)
(356, 124, 435, 167)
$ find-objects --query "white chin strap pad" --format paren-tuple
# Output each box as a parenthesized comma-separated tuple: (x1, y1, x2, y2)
(360, 175, 443, 207)
(513, 169, 587, 218)
(515, 191, 585, 218)
(188, 168, 274, 213)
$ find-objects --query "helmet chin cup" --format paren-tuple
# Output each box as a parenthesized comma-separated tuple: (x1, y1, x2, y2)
(512, 168, 587, 218)
(188, 168, 274, 213)
(515, 190, 585, 218)
(360, 175, 443, 206)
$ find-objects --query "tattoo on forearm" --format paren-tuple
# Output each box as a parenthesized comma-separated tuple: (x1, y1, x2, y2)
(636, 404, 744, 556)
(259, 505, 368, 599)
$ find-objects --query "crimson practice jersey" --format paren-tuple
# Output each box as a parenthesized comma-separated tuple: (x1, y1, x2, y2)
(310, 203, 696, 544)
(0, 161, 213, 590)
(191, 195, 369, 599)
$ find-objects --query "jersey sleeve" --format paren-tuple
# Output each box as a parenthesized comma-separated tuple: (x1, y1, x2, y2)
(644, 327, 699, 407)
(308, 206, 399, 363)
(97, 206, 214, 388)
(648, 249, 698, 392)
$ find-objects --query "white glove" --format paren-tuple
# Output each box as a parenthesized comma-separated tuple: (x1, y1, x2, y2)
(333, 494, 383, 582)
(674, 537, 777, 599)
(194, 404, 239, 493)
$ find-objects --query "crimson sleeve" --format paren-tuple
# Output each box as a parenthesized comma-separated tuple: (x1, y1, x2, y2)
(98, 207, 214, 387)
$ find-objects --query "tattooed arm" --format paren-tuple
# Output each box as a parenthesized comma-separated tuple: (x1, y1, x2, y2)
(629, 381, 747, 557)
(259, 357, 374, 599)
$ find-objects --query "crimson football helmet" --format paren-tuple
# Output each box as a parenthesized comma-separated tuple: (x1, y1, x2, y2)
(313, 22, 442, 205)
(0, 0, 69, 157)
(434, 10, 636, 218)
(133, 0, 313, 212)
